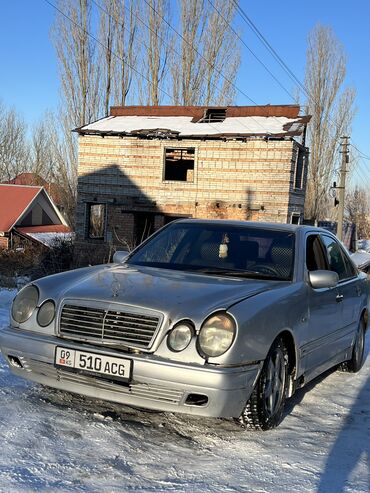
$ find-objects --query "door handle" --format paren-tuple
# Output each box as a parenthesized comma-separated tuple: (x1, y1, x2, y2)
(336, 294, 344, 302)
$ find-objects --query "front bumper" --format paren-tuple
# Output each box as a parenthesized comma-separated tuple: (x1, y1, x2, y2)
(0, 327, 261, 418)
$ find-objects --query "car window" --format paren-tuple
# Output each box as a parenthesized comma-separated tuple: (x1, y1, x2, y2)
(340, 247, 358, 278)
(306, 234, 328, 271)
(320, 235, 355, 281)
(127, 223, 295, 281)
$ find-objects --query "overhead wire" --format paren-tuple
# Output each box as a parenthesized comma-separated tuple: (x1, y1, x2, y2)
(231, 1, 370, 182)
(206, 0, 295, 101)
(232, 0, 307, 95)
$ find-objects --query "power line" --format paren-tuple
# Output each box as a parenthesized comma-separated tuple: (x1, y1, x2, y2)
(232, 0, 370, 165)
(207, 0, 295, 101)
(350, 143, 370, 161)
(232, 0, 307, 95)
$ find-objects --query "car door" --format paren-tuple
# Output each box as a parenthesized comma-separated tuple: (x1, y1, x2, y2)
(320, 234, 362, 350)
(302, 233, 342, 376)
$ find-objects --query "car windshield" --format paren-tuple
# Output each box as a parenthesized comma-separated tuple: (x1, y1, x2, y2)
(127, 222, 295, 281)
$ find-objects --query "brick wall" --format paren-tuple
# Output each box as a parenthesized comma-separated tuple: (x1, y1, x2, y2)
(0, 236, 9, 249)
(76, 135, 307, 247)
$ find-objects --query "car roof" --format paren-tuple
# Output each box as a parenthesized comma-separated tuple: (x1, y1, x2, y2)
(173, 219, 327, 234)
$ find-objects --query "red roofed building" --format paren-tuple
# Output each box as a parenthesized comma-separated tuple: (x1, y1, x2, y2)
(0, 184, 71, 249)
(4, 173, 63, 210)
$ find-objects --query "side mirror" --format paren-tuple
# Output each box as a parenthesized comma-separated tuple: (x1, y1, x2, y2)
(309, 270, 339, 289)
(113, 250, 129, 263)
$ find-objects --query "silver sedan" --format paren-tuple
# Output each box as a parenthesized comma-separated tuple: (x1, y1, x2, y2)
(0, 220, 368, 430)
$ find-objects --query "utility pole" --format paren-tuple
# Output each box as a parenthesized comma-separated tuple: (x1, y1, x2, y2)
(337, 136, 350, 241)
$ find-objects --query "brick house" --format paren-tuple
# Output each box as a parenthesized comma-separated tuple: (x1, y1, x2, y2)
(74, 105, 310, 250)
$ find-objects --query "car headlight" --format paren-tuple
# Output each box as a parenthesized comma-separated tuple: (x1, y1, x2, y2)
(37, 300, 56, 327)
(198, 313, 236, 358)
(167, 322, 193, 352)
(11, 285, 39, 323)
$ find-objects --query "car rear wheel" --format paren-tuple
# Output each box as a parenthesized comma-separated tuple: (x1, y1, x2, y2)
(238, 337, 289, 430)
(341, 318, 366, 373)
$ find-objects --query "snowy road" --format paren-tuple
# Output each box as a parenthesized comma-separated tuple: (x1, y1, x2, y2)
(0, 288, 369, 493)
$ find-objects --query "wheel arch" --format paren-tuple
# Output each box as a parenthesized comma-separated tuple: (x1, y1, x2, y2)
(275, 330, 297, 377)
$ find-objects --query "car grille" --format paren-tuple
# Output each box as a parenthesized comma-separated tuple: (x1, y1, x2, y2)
(59, 304, 161, 349)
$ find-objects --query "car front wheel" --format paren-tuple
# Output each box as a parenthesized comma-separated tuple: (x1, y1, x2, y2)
(238, 337, 289, 430)
(341, 318, 366, 373)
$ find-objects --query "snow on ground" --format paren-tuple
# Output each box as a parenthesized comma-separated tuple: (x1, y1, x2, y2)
(0, 288, 369, 493)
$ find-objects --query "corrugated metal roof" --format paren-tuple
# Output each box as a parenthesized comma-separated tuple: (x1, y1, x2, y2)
(0, 184, 42, 233)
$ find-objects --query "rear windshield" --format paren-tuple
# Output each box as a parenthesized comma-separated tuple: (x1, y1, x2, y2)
(127, 223, 295, 281)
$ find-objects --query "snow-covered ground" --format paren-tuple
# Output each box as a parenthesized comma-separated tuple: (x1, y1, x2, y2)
(0, 288, 369, 493)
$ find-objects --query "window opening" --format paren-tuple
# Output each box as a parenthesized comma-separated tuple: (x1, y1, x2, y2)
(88, 203, 106, 239)
(164, 148, 195, 182)
(294, 148, 305, 189)
(198, 108, 226, 123)
(291, 213, 301, 225)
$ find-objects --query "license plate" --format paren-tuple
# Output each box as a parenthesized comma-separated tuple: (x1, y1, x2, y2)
(55, 347, 132, 381)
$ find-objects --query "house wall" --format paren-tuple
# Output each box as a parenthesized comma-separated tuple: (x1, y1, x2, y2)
(0, 236, 9, 249)
(75, 135, 306, 249)
(17, 193, 63, 227)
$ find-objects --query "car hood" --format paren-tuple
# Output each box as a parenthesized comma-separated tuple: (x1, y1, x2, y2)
(54, 264, 281, 323)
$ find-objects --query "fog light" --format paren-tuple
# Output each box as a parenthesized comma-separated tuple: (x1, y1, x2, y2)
(185, 394, 209, 406)
(8, 355, 23, 368)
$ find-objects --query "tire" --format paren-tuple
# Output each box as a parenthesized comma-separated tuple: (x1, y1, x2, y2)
(238, 337, 289, 430)
(341, 318, 366, 373)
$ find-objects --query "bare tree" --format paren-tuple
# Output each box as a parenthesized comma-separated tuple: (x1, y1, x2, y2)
(97, 0, 140, 107)
(170, 0, 208, 105)
(170, 0, 240, 105)
(139, 0, 172, 105)
(30, 113, 56, 182)
(51, 0, 103, 224)
(202, 0, 240, 105)
(346, 187, 370, 239)
(28, 111, 77, 226)
(51, 113, 79, 226)
(0, 102, 29, 182)
(98, 0, 116, 116)
(52, 0, 101, 127)
(304, 24, 356, 222)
